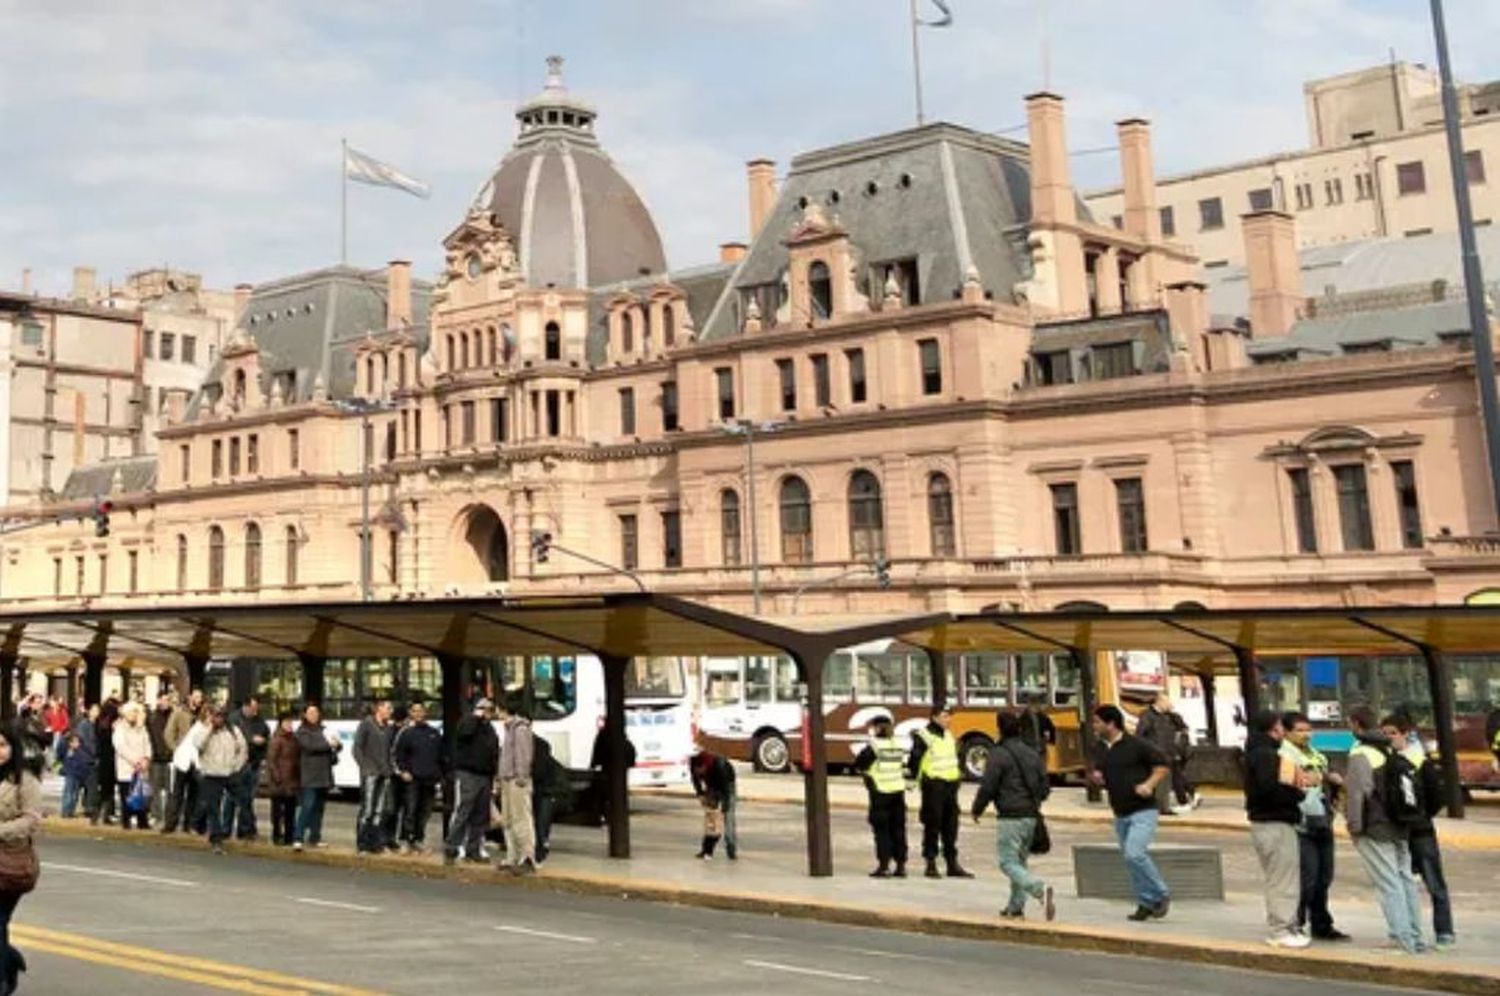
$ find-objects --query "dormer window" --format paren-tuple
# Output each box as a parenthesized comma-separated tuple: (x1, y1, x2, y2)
(232, 369, 247, 408)
(621, 311, 633, 352)
(809, 261, 833, 320)
(662, 302, 676, 346)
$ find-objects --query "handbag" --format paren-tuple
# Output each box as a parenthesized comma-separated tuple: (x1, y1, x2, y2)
(703, 806, 725, 837)
(1005, 742, 1051, 855)
(0, 842, 39, 895)
(125, 772, 152, 814)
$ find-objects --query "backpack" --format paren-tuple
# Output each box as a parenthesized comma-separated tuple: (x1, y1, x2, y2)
(1377, 747, 1424, 827)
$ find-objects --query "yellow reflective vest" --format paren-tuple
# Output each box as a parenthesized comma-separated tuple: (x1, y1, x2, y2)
(868, 736, 907, 794)
(916, 728, 961, 782)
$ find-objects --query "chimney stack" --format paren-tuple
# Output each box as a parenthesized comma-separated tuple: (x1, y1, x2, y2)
(233, 283, 253, 325)
(386, 260, 412, 328)
(718, 242, 748, 264)
(746, 159, 777, 241)
(71, 266, 97, 302)
(20, 268, 31, 295)
(1242, 211, 1302, 338)
(1117, 118, 1160, 241)
(1025, 93, 1075, 225)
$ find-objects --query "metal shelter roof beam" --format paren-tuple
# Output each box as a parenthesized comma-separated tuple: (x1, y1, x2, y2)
(69, 621, 191, 664)
(988, 617, 1082, 654)
(182, 617, 302, 658)
(316, 614, 444, 658)
(471, 612, 596, 656)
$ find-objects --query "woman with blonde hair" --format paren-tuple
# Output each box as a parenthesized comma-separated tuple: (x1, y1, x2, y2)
(112, 702, 152, 830)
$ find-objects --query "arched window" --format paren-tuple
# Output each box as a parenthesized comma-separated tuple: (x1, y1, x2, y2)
(366, 357, 376, 394)
(232, 368, 247, 408)
(486, 327, 497, 366)
(285, 525, 299, 587)
(380, 353, 389, 392)
(446, 334, 456, 370)
(662, 302, 676, 346)
(397, 352, 408, 389)
(208, 525, 225, 591)
(641, 309, 653, 353)
(244, 522, 262, 590)
(459, 333, 470, 369)
(176, 534, 188, 591)
(620, 311, 633, 353)
(779, 476, 813, 564)
(545, 321, 561, 361)
(501, 324, 515, 363)
(808, 260, 833, 320)
(720, 488, 742, 566)
(927, 473, 956, 557)
(848, 470, 885, 559)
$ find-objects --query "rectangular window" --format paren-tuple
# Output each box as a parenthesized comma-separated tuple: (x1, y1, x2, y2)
(1466, 150, 1487, 185)
(1325, 178, 1343, 205)
(811, 353, 831, 408)
(1248, 187, 1274, 212)
(1035, 350, 1073, 385)
(461, 400, 476, 444)
(182, 335, 197, 364)
(1396, 160, 1426, 195)
(491, 397, 508, 443)
(619, 514, 639, 571)
(128, 551, 139, 594)
(1354, 172, 1373, 200)
(246, 433, 258, 474)
(918, 338, 942, 395)
(229, 436, 241, 476)
(412, 411, 422, 453)
(179, 444, 190, 483)
(545, 390, 561, 437)
(661, 381, 679, 431)
(52, 558, 62, 597)
(1392, 460, 1423, 549)
(1198, 196, 1224, 230)
(160, 332, 175, 361)
(98, 554, 107, 595)
(142, 329, 154, 358)
(1288, 467, 1317, 554)
(1115, 477, 1148, 553)
(1334, 464, 1375, 551)
(715, 367, 735, 420)
(776, 358, 796, 411)
(75, 556, 85, 596)
(619, 387, 636, 435)
(288, 428, 300, 470)
(662, 510, 682, 568)
(1294, 183, 1313, 210)
(211, 439, 223, 479)
(846, 348, 867, 403)
(1158, 205, 1175, 237)
(1092, 341, 1136, 380)
(1051, 483, 1081, 555)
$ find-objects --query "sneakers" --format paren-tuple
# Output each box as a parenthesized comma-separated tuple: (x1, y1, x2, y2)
(211, 843, 226, 856)
(1150, 897, 1170, 919)
(999, 908, 1025, 919)
(1042, 885, 1056, 922)
(945, 864, 976, 879)
(1435, 935, 1457, 951)
(1128, 899, 1170, 922)
(292, 841, 303, 852)
(1267, 930, 1310, 949)
(518, 858, 537, 877)
(1311, 928, 1352, 942)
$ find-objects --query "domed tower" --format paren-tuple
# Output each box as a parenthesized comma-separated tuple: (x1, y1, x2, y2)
(471, 56, 667, 290)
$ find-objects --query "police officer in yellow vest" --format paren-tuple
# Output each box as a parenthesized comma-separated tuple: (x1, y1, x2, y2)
(853, 715, 909, 878)
(907, 706, 974, 879)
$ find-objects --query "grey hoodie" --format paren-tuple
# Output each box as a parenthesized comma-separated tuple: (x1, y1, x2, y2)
(1344, 729, 1403, 842)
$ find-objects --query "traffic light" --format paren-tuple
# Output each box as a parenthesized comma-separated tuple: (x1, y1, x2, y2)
(530, 529, 552, 563)
(873, 556, 891, 588)
(92, 499, 113, 538)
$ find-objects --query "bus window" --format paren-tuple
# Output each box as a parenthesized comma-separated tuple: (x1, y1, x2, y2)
(825, 652, 855, 701)
(1050, 653, 1079, 707)
(1258, 657, 1302, 717)
(625, 658, 685, 699)
(964, 653, 1011, 706)
(323, 659, 360, 721)
(532, 656, 577, 719)
(1339, 658, 1375, 719)
(1452, 654, 1500, 712)
(774, 656, 798, 702)
(364, 658, 399, 701)
(1378, 655, 1432, 726)
(703, 661, 743, 707)
(908, 655, 959, 705)
(1018, 653, 1050, 706)
(253, 661, 301, 716)
(405, 658, 441, 707)
(745, 658, 773, 703)
(854, 653, 904, 703)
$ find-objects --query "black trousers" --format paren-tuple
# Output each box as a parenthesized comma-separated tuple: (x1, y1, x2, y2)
(1170, 760, 1194, 806)
(534, 793, 556, 859)
(868, 792, 908, 868)
(1297, 824, 1336, 935)
(270, 795, 297, 844)
(401, 779, 438, 845)
(199, 775, 231, 845)
(919, 779, 960, 863)
(164, 769, 199, 832)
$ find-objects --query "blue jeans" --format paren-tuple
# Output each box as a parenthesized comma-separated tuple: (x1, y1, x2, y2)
(1353, 835, 1424, 953)
(61, 772, 83, 817)
(294, 787, 327, 845)
(1114, 809, 1169, 906)
(219, 763, 260, 839)
(996, 817, 1046, 913)
(1409, 833, 1454, 941)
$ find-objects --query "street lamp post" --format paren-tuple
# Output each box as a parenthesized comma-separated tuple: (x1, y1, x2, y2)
(720, 419, 782, 615)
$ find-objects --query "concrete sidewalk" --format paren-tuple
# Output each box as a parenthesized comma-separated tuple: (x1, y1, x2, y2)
(38, 783, 1500, 995)
(668, 771, 1500, 852)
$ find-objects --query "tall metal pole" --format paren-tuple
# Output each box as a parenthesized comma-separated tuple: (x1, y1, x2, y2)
(360, 414, 372, 601)
(1432, 0, 1500, 527)
(909, 0, 925, 126)
(340, 137, 349, 266)
(746, 423, 761, 615)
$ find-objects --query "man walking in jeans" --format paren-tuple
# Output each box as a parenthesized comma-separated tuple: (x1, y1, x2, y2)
(1242, 711, 1309, 948)
(353, 700, 396, 854)
(1386, 714, 1455, 950)
(445, 698, 499, 865)
(1091, 705, 1171, 921)
(1345, 706, 1425, 954)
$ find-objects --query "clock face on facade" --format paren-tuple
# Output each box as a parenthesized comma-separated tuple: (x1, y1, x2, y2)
(466, 254, 482, 280)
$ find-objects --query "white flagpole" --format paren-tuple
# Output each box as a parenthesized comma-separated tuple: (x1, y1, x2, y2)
(341, 137, 348, 266)
(910, 0, 925, 126)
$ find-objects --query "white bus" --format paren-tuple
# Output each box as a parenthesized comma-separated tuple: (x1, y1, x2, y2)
(203, 655, 693, 791)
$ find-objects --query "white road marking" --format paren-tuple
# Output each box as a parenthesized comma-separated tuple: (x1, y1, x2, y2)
(1081, 981, 1156, 992)
(494, 925, 597, 944)
(744, 959, 873, 982)
(292, 897, 381, 914)
(42, 862, 196, 888)
(731, 931, 784, 942)
(836, 946, 944, 964)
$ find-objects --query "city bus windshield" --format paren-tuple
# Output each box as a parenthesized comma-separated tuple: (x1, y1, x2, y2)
(624, 657, 686, 699)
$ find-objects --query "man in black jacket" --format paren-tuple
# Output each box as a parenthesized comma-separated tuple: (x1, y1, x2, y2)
(225, 696, 271, 841)
(971, 711, 1054, 920)
(1243, 710, 1309, 949)
(1386, 714, 1455, 949)
(444, 698, 499, 865)
(392, 702, 445, 854)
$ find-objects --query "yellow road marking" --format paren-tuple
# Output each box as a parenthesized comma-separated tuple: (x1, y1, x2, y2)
(11, 924, 384, 995)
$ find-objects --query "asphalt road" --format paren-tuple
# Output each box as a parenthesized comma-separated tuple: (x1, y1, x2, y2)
(14, 835, 1431, 996)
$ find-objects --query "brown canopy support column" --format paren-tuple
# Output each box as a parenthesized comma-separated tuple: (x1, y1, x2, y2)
(1234, 647, 1261, 720)
(66, 664, 80, 710)
(83, 652, 105, 706)
(0, 654, 15, 721)
(1421, 646, 1465, 819)
(437, 654, 464, 838)
(792, 646, 834, 877)
(1072, 647, 1103, 803)
(925, 648, 950, 709)
(185, 655, 208, 693)
(599, 654, 631, 859)
(118, 666, 133, 699)
(1201, 671, 1221, 747)
(298, 653, 326, 708)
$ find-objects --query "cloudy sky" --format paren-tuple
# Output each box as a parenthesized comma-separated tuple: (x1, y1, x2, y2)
(3, 0, 1497, 295)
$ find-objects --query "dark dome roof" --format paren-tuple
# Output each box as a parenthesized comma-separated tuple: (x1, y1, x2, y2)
(470, 57, 667, 289)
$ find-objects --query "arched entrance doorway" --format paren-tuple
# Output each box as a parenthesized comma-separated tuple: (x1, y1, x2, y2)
(454, 505, 509, 584)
